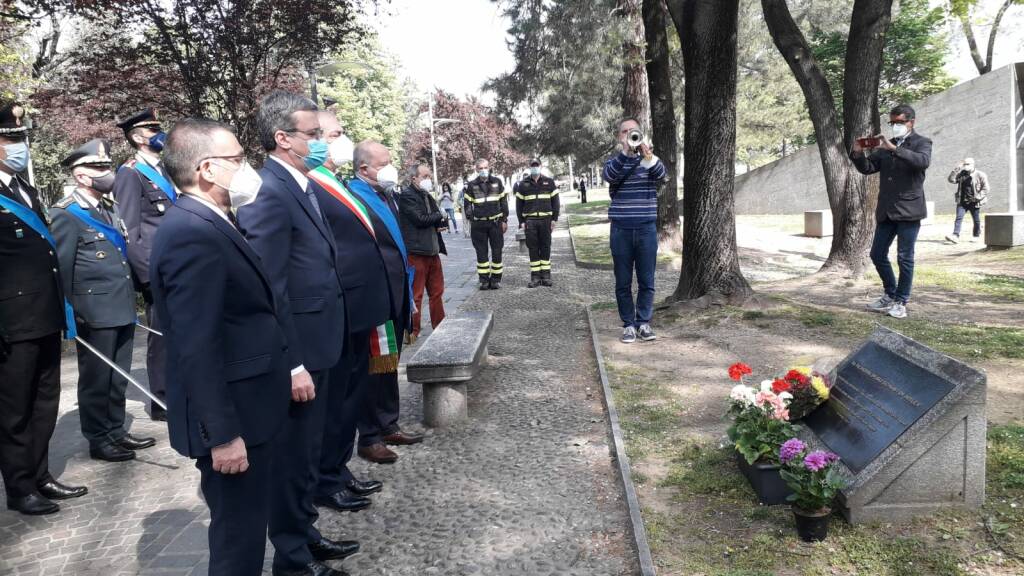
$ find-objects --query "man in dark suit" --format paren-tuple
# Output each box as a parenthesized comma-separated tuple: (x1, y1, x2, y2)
(112, 108, 173, 420)
(349, 141, 423, 465)
(308, 111, 387, 512)
(51, 139, 156, 463)
(851, 104, 932, 320)
(0, 101, 88, 516)
(151, 118, 291, 575)
(237, 91, 353, 576)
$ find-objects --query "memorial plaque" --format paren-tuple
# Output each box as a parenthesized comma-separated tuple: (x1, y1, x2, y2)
(804, 341, 956, 473)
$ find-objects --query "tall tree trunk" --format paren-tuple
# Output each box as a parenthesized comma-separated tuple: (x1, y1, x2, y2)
(666, 0, 752, 304)
(762, 0, 892, 277)
(643, 0, 681, 240)
(960, 0, 1013, 76)
(619, 0, 652, 132)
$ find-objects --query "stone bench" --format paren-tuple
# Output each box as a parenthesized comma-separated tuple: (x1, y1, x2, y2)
(984, 213, 1024, 247)
(406, 312, 494, 427)
(516, 229, 527, 253)
(804, 210, 833, 238)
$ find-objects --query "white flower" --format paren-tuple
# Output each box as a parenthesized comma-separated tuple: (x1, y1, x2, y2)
(778, 391, 794, 405)
(730, 384, 756, 405)
(760, 380, 773, 393)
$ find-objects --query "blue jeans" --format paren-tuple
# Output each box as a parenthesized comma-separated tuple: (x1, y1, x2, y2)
(444, 208, 458, 231)
(870, 219, 920, 304)
(610, 222, 657, 327)
(953, 204, 981, 237)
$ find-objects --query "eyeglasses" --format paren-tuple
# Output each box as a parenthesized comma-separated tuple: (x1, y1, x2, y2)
(196, 154, 245, 170)
(284, 128, 324, 140)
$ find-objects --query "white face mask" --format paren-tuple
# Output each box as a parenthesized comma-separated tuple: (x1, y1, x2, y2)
(418, 178, 434, 192)
(375, 164, 398, 190)
(529, 167, 541, 177)
(329, 134, 354, 165)
(478, 169, 489, 179)
(891, 123, 909, 139)
(217, 161, 263, 209)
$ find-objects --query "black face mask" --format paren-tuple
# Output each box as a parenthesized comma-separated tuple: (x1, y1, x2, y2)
(90, 172, 116, 193)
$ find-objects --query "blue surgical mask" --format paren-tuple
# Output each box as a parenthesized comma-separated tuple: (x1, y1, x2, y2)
(1, 142, 29, 173)
(478, 170, 489, 179)
(298, 139, 329, 170)
(148, 131, 167, 152)
(529, 167, 541, 176)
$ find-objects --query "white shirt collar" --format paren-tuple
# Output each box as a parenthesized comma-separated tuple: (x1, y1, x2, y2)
(0, 170, 33, 206)
(269, 155, 309, 191)
(136, 150, 160, 167)
(185, 193, 233, 225)
(74, 189, 101, 209)
(0, 171, 12, 187)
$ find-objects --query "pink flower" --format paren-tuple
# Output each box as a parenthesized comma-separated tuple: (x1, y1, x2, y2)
(803, 451, 836, 472)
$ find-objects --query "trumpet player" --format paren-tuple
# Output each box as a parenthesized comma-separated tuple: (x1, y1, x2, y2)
(602, 118, 665, 344)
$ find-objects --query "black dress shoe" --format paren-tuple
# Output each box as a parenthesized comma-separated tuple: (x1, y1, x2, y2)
(150, 405, 167, 422)
(272, 562, 349, 576)
(38, 479, 88, 500)
(345, 478, 382, 496)
(116, 434, 157, 450)
(309, 536, 360, 561)
(6, 493, 59, 515)
(314, 489, 371, 512)
(90, 442, 136, 462)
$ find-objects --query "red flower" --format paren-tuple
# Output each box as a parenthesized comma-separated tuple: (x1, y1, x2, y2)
(785, 369, 810, 387)
(771, 379, 791, 394)
(728, 362, 753, 381)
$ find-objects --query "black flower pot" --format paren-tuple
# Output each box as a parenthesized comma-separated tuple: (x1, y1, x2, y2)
(792, 507, 830, 542)
(735, 452, 793, 505)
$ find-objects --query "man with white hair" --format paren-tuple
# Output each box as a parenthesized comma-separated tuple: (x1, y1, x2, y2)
(946, 157, 988, 243)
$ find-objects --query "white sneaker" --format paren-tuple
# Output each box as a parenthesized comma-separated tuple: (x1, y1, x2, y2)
(637, 324, 657, 342)
(945, 234, 959, 244)
(888, 302, 907, 319)
(970, 236, 981, 243)
(866, 295, 894, 313)
(621, 326, 637, 344)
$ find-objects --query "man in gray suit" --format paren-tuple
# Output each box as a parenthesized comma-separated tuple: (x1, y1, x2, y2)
(51, 139, 156, 462)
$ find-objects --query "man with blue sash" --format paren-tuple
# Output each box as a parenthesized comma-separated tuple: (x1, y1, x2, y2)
(0, 101, 88, 516)
(51, 139, 157, 463)
(112, 108, 173, 421)
(350, 141, 423, 466)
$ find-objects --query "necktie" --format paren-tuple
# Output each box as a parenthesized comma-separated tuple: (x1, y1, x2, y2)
(305, 184, 324, 221)
(8, 177, 29, 207)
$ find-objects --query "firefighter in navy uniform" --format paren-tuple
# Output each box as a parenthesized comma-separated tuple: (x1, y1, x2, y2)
(463, 158, 509, 290)
(0, 101, 88, 516)
(112, 108, 172, 420)
(516, 158, 559, 288)
(50, 139, 157, 463)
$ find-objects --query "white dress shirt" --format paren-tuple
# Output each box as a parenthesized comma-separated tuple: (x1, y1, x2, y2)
(0, 170, 33, 206)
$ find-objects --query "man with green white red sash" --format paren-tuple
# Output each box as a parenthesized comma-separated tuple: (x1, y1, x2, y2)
(51, 139, 157, 463)
(307, 110, 389, 512)
(112, 108, 173, 421)
(0, 101, 88, 516)
(348, 140, 423, 465)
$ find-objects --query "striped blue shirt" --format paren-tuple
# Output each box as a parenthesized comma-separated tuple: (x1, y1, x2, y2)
(602, 152, 666, 227)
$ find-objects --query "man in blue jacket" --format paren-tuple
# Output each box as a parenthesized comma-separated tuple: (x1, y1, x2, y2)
(851, 104, 932, 320)
(237, 91, 352, 576)
(151, 118, 291, 575)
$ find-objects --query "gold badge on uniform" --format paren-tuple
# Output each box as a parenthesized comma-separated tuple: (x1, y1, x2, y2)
(96, 251, 107, 259)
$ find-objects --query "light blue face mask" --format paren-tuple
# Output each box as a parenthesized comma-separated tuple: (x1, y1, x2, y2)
(1, 142, 29, 173)
(297, 139, 329, 171)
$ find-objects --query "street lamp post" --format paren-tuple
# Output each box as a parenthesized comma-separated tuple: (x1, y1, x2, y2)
(427, 94, 460, 191)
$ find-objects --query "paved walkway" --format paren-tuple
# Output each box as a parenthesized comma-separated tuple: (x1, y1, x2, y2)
(0, 204, 637, 575)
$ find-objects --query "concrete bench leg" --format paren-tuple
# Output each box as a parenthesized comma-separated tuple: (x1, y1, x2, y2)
(423, 382, 469, 427)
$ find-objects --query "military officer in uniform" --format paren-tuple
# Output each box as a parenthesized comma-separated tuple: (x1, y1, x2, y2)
(516, 158, 559, 288)
(463, 158, 509, 290)
(112, 108, 173, 420)
(51, 139, 157, 463)
(0, 101, 88, 515)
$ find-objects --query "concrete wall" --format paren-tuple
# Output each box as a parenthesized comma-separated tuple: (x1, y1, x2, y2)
(734, 63, 1020, 215)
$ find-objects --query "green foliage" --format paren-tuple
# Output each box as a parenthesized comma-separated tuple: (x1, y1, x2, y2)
(318, 37, 409, 159)
(811, 0, 957, 113)
(726, 401, 800, 465)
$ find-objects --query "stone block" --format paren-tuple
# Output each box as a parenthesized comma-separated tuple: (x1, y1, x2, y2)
(920, 201, 936, 226)
(984, 212, 1024, 247)
(422, 382, 469, 427)
(804, 210, 832, 238)
(802, 326, 987, 524)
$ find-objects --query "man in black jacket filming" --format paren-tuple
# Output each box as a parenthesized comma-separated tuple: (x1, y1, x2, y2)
(851, 104, 932, 320)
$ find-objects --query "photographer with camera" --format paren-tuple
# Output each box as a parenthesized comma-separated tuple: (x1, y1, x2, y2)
(850, 104, 932, 320)
(945, 157, 988, 244)
(602, 117, 666, 344)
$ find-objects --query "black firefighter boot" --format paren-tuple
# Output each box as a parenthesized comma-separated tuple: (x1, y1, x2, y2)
(528, 272, 542, 288)
(541, 269, 553, 287)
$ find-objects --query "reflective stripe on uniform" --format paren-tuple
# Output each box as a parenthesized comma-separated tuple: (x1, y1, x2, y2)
(524, 211, 553, 218)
